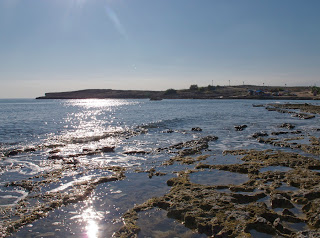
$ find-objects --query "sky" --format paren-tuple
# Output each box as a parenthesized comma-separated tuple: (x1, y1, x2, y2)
(0, 0, 320, 98)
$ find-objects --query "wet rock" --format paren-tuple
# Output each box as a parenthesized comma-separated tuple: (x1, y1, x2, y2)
(163, 129, 174, 133)
(49, 149, 61, 154)
(6, 149, 23, 156)
(246, 216, 276, 235)
(47, 155, 64, 160)
(293, 189, 320, 201)
(101, 146, 115, 153)
(115, 146, 320, 237)
(268, 103, 320, 115)
(266, 104, 319, 119)
(257, 137, 293, 148)
(295, 230, 320, 237)
(241, 150, 320, 170)
(271, 130, 303, 136)
(271, 131, 289, 135)
(191, 127, 202, 132)
(214, 164, 260, 175)
(223, 149, 249, 155)
(271, 194, 294, 209)
(280, 123, 295, 129)
(6, 180, 34, 191)
(229, 183, 255, 192)
(24, 147, 36, 152)
(265, 106, 277, 112)
(163, 155, 209, 166)
(272, 217, 293, 235)
(282, 208, 295, 217)
(252, 132, 269, 138)
(184, 212, 197, 229)
(303, 198, 320, 228)
(231, 192, 266, 204)
(117, 168, 296, 237)
(292, 113, 315, 120)
(114, 222, 141, 238)
(147, 168, 156, 178)
(234, 125, 247, 131)
(63, 157, 79, 165)
(123, 150, 149, 155)
(168, 135, 218, 157)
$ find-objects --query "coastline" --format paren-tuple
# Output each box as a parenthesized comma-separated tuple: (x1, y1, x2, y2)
(36, 86, 320, 100)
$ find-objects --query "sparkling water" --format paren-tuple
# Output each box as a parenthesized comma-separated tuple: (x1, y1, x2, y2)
(0, 98, 319, 237)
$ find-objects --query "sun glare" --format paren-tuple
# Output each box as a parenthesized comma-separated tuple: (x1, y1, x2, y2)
(65, 99, 138, 108)
(82, 207, 100, 238)
(86, 219, 99, 238)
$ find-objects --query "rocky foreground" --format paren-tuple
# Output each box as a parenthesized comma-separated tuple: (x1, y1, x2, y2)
(115, 103, 320, 237)
(1, 103, 320, 237)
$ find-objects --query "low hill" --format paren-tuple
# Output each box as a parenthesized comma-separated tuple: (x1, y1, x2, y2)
(36, 85, 319, 100)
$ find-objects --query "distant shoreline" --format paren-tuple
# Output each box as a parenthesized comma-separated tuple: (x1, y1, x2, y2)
(36, 85, 320, 100)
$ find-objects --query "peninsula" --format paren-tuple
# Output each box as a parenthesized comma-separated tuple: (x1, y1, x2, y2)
(36, 85, 320, 100)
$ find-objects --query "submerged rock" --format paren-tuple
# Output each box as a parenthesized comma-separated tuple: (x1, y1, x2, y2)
(280, 123, 295, 129)
(101, 146, 115, 153)
(123, 150, 150, 155)
(166, 135, 218, 157)
(6, 149, 23, 156)
(252, 132, 269, 138)
(271, 194, 294, 209)
(295, 230, 320, 238)
(234, 125, 248, 131)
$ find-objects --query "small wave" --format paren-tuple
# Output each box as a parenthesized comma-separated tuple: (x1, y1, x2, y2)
(64, 128, 146, 144)
(1, 127, 146, 157)
(0, 189, 28, 207)
(139, 118, 184, 130)
(49, 175, 94, 193)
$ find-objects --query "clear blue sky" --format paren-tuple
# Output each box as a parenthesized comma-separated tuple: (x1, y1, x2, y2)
(1, 0, 320, 98)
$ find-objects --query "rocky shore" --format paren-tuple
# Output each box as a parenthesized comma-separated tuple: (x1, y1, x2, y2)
(114, 103, 320, 237)
(1, 103, 320, 237)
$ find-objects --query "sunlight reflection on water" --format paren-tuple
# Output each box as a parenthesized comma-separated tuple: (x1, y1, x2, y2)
(81, 206, 107, 238)
(65, 99, 139, 109)
(53, 99, 138, 149)
(3, 99, 320, 237)
(86, 217, 99, 238)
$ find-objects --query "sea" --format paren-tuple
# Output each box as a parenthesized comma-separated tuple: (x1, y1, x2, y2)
(0, 98, 320, 238)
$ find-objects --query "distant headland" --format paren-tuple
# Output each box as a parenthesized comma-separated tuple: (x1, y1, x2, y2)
(36, 85, 320, 100)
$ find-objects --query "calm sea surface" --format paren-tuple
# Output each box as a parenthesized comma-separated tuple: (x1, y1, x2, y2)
(1, 99, 320, 237)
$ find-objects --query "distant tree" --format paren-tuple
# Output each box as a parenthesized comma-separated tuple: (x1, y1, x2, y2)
(269, 88, 284, 93)
(312, 86, 320, 96)
(207, 85, 215, 91)
(189, 84, 198, 91)
(164, 88, 177, 95)
(198, 87, 206, 92)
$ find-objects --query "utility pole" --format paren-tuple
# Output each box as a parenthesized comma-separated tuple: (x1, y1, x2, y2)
(229, 80, 230, 86)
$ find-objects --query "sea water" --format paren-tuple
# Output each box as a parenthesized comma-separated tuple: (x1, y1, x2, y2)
(1, 98, 320, 237)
